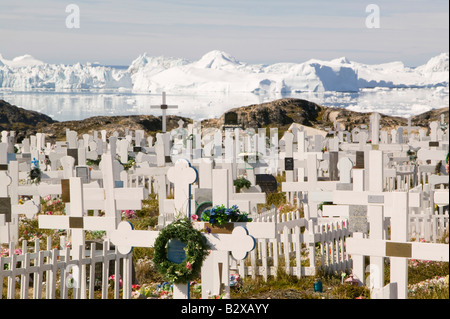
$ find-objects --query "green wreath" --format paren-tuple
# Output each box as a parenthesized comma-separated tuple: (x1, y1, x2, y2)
(152, 218, 210, 284)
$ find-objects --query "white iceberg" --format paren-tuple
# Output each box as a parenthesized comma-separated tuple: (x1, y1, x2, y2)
(0, 50, 448, 93)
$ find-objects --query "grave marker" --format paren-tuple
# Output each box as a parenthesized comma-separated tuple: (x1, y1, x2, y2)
(151, 92, 178, 133)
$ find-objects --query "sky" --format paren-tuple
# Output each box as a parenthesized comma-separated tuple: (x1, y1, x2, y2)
(0, 0, 448, 67)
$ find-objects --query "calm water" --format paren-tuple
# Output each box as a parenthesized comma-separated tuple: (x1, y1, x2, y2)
(0, 87, 448, 122)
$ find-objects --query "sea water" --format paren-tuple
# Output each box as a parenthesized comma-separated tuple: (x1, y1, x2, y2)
(0, 87, 447, 122)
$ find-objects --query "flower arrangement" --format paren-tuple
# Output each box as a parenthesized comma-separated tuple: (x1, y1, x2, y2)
(29, 167, 42, 184)
(194, 204, 252, 226)
(119, 156, 136, 171)
(152, 218, 210, 284)
(122, 209, 137, 219)
(86, 158, 101, 167)
(230, 273, 242, 288)
(233, 176, 251, 192)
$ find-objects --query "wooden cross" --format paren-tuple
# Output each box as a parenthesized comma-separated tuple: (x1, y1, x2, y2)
(282, 153, 339, 218)
(12, 155, 146, 212)
(38, 176, 124, 299)
(109, 217, 257, 299)
(306, 150, 445, 298)
(0, 168, 13, 235)
(167, 158, 198, 217)
(1, 155, 145, 243)
(0, 162, 40, 243)
(346, 192, 449, 299)
(151, 92, 178, 133)
(109, 158, 271, 299)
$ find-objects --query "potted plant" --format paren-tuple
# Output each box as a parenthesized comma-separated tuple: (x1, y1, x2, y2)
(233, 176, 251, 193)
(191, 204, 252, 234)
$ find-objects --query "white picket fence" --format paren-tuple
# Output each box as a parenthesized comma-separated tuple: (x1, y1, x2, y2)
(409, 211, 449, 242)
(235, 209, 352, 280)
(408, 183, 449, 242)
(1, 237, 132, 299)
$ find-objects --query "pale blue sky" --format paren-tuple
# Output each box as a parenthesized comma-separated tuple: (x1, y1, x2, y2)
(0, 0, 448, 66)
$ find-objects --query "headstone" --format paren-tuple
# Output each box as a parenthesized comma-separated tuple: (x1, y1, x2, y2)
(349, 205, 368, 234)
(329, 151, 339, 181)
(0, 197, 12, 223)
(397, 127, 404, 144)
(284, 157, 294, 171)
(337, 157, 353, 184)
(255, 174, 278, 193)
(370, 112, 381, 145)
(75, 166, 90, 184)
(224, 111, 238, 126)
(355, 151, 364, 169)
(429, 121, 439, 141)
(67, 148, 79, 166)
(66, 130, 78, 149)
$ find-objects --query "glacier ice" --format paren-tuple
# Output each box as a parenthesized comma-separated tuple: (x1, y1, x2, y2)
(0, 51, 448, 94)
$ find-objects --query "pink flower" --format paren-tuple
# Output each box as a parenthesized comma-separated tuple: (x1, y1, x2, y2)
(186, 262, 192, 270)
(109, 275, 123, 288)
(122, 210, 136, 219)
(191, 214, 198, 221)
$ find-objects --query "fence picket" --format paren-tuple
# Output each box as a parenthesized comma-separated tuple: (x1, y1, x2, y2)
(0, 237, 131, 299)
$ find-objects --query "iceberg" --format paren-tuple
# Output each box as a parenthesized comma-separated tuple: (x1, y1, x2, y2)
(0, 51, 448, 93)
(0, 54, 132, 90)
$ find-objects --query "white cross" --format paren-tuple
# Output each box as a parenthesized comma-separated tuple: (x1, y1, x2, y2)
(108, 158, 268, 299)
(346, 192, 449, 299)
(282, 153, 339, 218)
(38, 176, 126, 299)
(167, 158, 198, 217)
(151, 92, 178, 133)
(1, 162, 41, 243)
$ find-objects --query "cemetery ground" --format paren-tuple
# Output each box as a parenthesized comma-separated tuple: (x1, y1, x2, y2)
(3, 174, 448, 300)
(1, 97, 449, 301)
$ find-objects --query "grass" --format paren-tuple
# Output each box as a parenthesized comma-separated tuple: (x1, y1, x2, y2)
(228, 268, 370, 299)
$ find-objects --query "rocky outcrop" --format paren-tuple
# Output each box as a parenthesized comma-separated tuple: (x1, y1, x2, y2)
(203, 98, 448, 134)
(0, 99, 55, 141)
(1, 98, 448, 143)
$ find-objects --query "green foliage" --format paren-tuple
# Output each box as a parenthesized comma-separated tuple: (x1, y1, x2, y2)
(119, 157, 136, 171)
(408, 260, 449, 285)
(233, 177, 251, 192)
(86, 158, 101, 166)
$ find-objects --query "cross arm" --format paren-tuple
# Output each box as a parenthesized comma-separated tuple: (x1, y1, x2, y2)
(38, 215, 118, 231)
(346, 238, 449, 262)
(109, 221, 159, 254)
